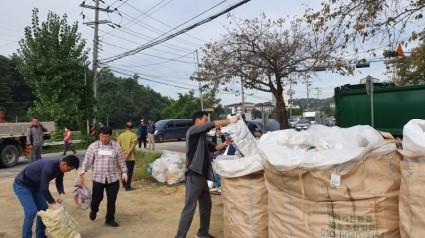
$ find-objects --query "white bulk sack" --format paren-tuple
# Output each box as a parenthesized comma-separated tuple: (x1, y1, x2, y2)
(258, 125, 395, 175)
(402, 119, 425, 162)
(213, 154, 263, 178)
(225, 120, 259, 157)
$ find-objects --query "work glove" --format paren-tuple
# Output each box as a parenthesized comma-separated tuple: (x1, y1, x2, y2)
(78, 170, 86, 176)
(229, 114, 240, 124)
(51, 202, 62, 210)
(122, 173, 128, 184)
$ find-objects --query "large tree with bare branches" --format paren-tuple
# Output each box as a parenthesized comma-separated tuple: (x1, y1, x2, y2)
(305, 0, 425, 51)
(193, 14, 350, 129)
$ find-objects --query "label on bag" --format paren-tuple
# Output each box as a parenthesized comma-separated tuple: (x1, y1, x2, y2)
(330, 174, 341, 189)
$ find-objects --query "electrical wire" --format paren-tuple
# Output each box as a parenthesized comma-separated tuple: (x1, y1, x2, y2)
(100, 0, 251, 64)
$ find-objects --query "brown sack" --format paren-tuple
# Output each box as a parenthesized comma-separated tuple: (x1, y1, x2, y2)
(398, 151, 425, 238)
(221, 172, 268, 238)
(264, 150, 402, 238)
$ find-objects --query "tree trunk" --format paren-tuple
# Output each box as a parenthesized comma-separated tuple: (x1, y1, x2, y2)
(275, 95, 289, 129)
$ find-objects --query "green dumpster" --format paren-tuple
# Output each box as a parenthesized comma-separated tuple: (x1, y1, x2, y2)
(334, 83, 425, 136)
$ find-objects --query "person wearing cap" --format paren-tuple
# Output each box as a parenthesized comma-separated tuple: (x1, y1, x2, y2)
(117, 122, 138, 191)
(13, 155, 80, 238)
(175, 111, 240, 238)
(78, 126, 128, 227)
(137, 119, 148, 149)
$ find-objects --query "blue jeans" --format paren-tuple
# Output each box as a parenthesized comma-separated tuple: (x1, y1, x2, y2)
(13, 182, 48, 238)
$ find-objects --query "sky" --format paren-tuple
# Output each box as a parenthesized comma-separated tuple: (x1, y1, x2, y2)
(0, 0, 417, 105)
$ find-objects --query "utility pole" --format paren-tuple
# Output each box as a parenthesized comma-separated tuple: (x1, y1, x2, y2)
(80, 1, 113, 122)
(313, 87, 322, 111)
(195, 50, 204, 111)
(305, 78, 311, 111)
(241, 78, 245, 113)
(287, 78, 295, 118)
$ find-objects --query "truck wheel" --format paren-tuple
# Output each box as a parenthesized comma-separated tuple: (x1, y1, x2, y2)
(0, 145, 19, 168)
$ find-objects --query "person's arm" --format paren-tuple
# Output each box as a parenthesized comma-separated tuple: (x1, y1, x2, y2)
(128, 134, 137, 155)
(81, 144, 95, 172)
(55, 172, 65, 195)
(41, 123, 48, 132)
(215, 142, 228, 151)
(40, 166, 56, 204)
(63, 131, 71, 141)
(213, 115, 240, 128)
(26, 127, 32, 145)
(116, 144, 128, 173)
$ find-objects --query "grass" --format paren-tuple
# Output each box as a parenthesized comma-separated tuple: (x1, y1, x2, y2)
(133, 150, 163, 181)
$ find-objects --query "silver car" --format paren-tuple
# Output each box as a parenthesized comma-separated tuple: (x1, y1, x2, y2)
(295, 119, 311, 131)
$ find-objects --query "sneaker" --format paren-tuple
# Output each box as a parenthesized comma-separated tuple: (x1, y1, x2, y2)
(105, 220, 119, 227)
(125, 187, 135, 191)
(89, 211, 96, 221)
(195, 234, 215, 238)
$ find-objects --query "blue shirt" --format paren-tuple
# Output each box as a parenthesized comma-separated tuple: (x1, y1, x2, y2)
(15, 159, 64, 204)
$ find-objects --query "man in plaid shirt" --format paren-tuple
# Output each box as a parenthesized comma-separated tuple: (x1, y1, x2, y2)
(79, 127, 128, 227)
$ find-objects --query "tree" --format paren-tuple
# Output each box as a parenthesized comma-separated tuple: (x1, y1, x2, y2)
(15, 9, 90, 130)
(193, 14, 349, 129)
(0, 55, 37, 121)
(160, 91, 224, 120)
(0, 56, 13, 110)
(388, 39, 425, 85)
(306, 0, 425, 50)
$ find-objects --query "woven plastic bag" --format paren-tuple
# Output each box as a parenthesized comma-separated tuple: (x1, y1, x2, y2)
(38, 206, 81, 238)
(72, 175, 92, 210)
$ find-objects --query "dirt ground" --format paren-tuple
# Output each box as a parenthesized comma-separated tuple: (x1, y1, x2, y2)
(0, 171, 224, 238)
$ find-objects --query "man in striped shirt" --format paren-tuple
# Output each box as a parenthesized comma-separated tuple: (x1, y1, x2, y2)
(79, 127, 128, 227)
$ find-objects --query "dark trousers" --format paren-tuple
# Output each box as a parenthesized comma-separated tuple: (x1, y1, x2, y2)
(30, 146, 42, 163)
(175, 175, 211, 238)
(63, 141, 76, 154)
(125, 160, 135, 189)
(91, 180, 119, 222)
(138, 136, 147, 149)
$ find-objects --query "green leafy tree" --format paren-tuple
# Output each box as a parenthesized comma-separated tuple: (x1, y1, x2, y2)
(15, 9, 90, 130)
(161, 91, 224, 119)
(388, 39, 425, 85)
(194, 14, 350, 129)
(96, 74, 172, 128)
(0, 56, 13, 110)
(0, 55, 37, 121)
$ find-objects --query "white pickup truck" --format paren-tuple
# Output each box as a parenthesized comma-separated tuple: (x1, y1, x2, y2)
(0, 122, 55, 168)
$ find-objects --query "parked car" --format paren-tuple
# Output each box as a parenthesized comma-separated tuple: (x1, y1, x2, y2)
(154, 119, 192, 143)
(325, 117, 336, 127)
(295, 119, 311, 131)
(248, 119, 280, 133)
(288, 119, 296, 128)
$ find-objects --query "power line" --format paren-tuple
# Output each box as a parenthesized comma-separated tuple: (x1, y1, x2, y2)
(100, 0, 251, 64)
(107, 65, 198, 90)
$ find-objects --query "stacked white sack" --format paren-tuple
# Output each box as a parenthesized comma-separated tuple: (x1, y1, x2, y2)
(258, 124, 396, 174)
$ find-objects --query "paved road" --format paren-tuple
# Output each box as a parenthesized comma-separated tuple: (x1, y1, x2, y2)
(0, 140, 186, 181)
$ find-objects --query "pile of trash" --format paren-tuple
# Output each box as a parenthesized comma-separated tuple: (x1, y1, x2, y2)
(151, 151, 185, 185)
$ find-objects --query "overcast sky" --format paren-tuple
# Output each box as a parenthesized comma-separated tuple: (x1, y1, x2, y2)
(0, 0, 415, 105)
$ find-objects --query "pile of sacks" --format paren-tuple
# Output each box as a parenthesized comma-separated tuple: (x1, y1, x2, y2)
(214, 119, 425, 238)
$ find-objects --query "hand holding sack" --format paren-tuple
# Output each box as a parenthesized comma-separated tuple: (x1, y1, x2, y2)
(73, 174, 91, 210)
